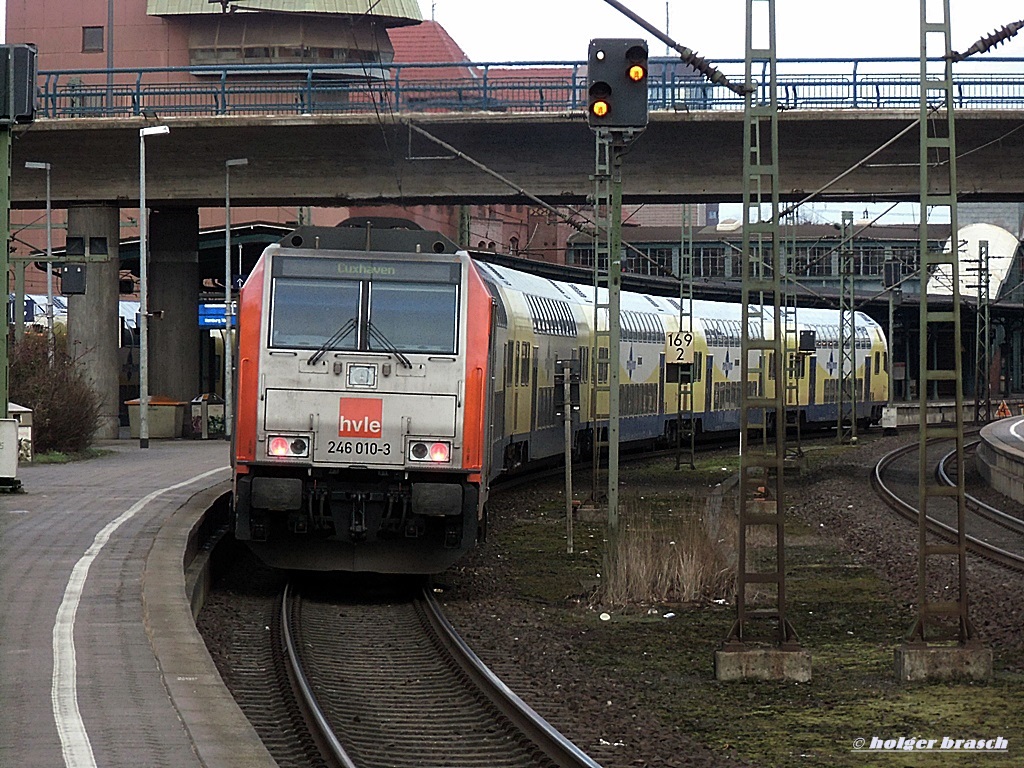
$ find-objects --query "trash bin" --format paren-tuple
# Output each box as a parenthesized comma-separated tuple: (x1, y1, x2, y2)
(125, 396, 187, 439)
(191, 393, 225, 439)
(7, 402, 33, 462)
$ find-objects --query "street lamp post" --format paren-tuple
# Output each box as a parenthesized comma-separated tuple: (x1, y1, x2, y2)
(24, 161, 53, 363)
(224, 157, 247, 440)
(139, 125, 170, 449)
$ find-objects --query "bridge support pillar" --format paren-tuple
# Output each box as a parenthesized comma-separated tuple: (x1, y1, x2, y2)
(67, 205, 121, 440)
(149, 207, 200, 408)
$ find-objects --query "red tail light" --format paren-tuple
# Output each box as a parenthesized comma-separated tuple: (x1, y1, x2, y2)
(408, 440, 452, 463)
(267, 435, 309, 458)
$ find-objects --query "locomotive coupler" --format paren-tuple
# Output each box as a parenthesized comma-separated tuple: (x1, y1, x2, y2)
(350, 495, 368, 541)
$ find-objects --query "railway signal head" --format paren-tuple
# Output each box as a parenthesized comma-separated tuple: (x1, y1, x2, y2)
(587, 38, 649, 131)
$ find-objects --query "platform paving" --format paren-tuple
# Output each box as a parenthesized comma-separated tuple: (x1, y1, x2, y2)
(0, 439, 271, 768)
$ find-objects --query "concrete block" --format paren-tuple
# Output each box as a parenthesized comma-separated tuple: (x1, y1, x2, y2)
(894, 645, 993, 682)
(714, 647, 812, 682)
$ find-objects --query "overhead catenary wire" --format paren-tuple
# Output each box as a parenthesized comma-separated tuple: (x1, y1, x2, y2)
(404, 121, 682, 279)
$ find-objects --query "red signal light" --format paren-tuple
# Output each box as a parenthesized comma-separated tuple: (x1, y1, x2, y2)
(429, 442, 451, 462)
(269, 436, 290, 456)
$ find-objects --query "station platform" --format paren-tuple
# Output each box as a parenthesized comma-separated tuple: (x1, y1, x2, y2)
(977, 416, 1024, 505)
(882, 399, 1024, 429)
(0, 440, 275, 768)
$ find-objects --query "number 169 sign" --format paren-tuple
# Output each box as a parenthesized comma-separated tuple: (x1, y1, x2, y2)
(668, 331, 694, 364)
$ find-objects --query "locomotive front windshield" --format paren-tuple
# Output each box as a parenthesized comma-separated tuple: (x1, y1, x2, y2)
(271, 278, 360, 350)
(269, 254, 461, 354)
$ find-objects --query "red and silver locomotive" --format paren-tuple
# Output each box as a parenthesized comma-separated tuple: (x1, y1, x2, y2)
(233, 222, 493, 573)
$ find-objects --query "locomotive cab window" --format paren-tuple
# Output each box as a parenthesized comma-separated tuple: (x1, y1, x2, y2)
(269, 255, 460, 354)
(270, 278, 360, 350)
(368, 282, 458, 353)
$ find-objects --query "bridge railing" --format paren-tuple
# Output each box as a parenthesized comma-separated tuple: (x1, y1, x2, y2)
(35, 57, 1024, 119)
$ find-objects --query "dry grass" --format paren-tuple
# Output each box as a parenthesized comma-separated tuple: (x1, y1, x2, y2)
(599, 494, 735, 607)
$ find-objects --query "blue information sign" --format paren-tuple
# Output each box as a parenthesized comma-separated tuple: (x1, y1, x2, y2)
(198, 302, 236, 328)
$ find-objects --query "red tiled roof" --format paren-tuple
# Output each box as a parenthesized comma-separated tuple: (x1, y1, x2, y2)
(388, 20, 477, 80)
(388, 21, 573, 83)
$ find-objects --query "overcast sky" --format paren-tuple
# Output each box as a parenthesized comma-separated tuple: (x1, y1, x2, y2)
(427, 1, 1024, 62)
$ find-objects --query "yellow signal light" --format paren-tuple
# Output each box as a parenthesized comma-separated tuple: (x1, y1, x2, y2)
(591, 99, 610, 118)
(628, 64, 646, 82)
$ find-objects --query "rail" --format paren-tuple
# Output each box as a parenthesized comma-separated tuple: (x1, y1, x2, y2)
(279, 581, 600, 768)
(872, 440, 1024, 572)
(34, 56, 1024, 120)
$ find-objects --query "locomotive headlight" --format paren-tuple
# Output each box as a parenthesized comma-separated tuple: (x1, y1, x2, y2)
(347, 364, 377, 388)
(408, 440, 451, 463)
(267, 435, 310, 458)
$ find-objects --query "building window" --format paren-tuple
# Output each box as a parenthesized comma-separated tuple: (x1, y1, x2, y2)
(83, 27, 104, 53)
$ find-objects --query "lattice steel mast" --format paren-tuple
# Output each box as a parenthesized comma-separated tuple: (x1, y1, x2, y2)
(911, 0, 973, 647)
(971, 240, 991, 424)
(838, 211, 858, 442)
(725, 0, 797, 650)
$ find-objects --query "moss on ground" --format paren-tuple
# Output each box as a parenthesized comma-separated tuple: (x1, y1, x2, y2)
(493, 454, 1024, 768)
(31, 448, 111, 464)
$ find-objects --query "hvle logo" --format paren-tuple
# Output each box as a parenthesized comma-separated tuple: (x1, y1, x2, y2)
(339, 397, 383, 438)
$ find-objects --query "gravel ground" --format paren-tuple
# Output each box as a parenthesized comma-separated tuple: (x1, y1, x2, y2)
(438, 431, 1024, 767)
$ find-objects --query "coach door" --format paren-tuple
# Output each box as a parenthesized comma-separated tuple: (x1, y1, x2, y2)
(512, 340, 531, 435)
(530, 345, 540, 431)
(808, 356, 817, 405)
(658, 352, 665, 414)
(864, 354, 873, 406)
(703, 355, 713, 412)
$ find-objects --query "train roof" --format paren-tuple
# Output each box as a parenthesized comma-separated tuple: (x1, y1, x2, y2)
(278, 223, 460, 256)
(475, 260, 880, 330)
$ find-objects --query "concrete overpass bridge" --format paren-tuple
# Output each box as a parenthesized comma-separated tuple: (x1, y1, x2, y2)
(13, 56, 1024, 207)
(10, 108, 1024, 209)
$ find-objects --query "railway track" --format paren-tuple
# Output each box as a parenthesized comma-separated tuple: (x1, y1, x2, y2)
(281, 581, 600, 768)
(209, 428, 868, 765)
(872, 438, 1024, 572)
(938, 441, 1024, 538)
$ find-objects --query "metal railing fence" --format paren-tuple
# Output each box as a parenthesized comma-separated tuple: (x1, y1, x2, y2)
(35, 57, 1024, 119)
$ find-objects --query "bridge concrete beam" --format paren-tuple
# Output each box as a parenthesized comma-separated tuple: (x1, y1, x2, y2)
(8, 111, 1024, 209)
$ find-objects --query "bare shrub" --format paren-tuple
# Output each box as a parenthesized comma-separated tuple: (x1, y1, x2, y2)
(9, 332, 101, 454)
(600, 494, 735, 607)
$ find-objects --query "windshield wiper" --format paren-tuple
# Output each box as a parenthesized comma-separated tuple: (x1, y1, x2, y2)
(367, 322, 413, 369)
(306, 318, 356, 366)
